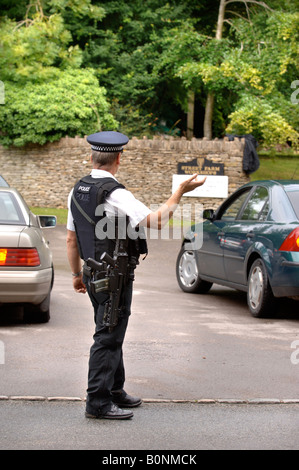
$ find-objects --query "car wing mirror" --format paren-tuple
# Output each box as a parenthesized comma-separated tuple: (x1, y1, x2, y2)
(38, 215, 57, 228)
(202, 209, 215, 221)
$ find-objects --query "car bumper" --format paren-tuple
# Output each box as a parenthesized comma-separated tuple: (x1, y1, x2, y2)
(0, 268, 52, 305)
(272, 253, 299, 297)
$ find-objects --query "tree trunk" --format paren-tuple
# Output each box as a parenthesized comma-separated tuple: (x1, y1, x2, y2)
(203, 0, 226, 138)
(203, 93, 214, 140)
(187, 92, 195, 139)
(216, 0, 226, 40)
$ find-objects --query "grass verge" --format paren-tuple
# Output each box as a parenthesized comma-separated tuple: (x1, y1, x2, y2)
(30, 207, 68, 225)
(251, 155, 299, 181)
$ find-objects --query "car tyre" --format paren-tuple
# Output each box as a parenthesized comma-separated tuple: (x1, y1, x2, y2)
(247, 258, 275, 318)
(176, 247, 213, 294)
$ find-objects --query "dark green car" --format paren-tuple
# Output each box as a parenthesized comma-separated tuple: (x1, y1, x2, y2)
(176, 180, 299, 318)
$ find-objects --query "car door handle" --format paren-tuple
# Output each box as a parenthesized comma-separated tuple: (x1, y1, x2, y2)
(246, 231, 255, 239)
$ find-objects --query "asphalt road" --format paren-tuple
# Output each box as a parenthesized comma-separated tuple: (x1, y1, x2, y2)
(0, 225, 298, 450)
(1, 400, 298, 450)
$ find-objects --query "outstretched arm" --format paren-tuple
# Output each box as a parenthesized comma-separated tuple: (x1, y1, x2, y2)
(141, 174, 207, 230)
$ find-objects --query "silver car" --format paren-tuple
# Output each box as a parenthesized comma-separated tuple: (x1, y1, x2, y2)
(0, 175, 9, 187)
(0, 187, 56, 322)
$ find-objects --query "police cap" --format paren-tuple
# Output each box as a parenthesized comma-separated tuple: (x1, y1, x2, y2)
(87, 131, 129, 152)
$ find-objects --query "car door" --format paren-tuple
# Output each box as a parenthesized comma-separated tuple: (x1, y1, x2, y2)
(222, 185, 270, 285)
(197, 187, 251, 280)
(197, 218, 226, 279)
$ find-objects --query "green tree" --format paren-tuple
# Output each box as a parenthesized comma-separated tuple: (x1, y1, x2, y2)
(0, 68, 117, 146)
(225, 8, 299, 147)
(0, 0, 116, 146)
(67, 0, 220, 136)
(164, 1, 298, 147)
(0, 0, 298, 147)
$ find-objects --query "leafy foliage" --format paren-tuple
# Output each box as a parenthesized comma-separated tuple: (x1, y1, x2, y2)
(0, 1, 116, 146)
(167, 6, 299, 147)
(0, 13, 82, 82)
(0, 0, 298, 148)
(0, 68, 117, 147)
(225, 9, 299, 148)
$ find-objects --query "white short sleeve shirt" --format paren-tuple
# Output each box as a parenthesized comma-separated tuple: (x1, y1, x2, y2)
(67, 169, 151, 231)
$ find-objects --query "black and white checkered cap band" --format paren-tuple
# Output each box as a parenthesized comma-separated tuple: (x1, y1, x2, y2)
(91, 145, 123, 152)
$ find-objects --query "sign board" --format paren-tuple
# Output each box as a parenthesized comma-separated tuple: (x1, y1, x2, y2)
(177, 157, 224, 176)
(172, 174, 229, 198)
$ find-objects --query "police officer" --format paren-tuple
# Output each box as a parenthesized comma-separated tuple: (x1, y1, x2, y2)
(66, 131, 206, 420)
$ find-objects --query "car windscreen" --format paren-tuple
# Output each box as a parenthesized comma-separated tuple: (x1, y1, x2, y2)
(0, 192, 26, 225)
(285, 188, 299, 219)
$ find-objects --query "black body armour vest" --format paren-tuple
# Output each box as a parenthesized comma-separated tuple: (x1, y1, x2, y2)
(71, 176, 125, 261)
(71, 175, 148, 262)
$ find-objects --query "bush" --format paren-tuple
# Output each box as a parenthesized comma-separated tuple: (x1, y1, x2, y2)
(226, 96, 298, 149)
(0, 68, 118, 147)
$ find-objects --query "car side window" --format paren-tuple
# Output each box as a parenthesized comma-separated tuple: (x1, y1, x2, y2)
(219, 189, 251, 221)
(240, 186, 269, 221)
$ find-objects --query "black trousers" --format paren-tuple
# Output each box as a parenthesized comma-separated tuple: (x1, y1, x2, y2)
(84, 275, 133, 414)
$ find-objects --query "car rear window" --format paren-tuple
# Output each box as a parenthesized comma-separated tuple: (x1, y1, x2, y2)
(0, 192, 26, 225)
(285, 188, 299, 219)
(0, 176, 9, 187)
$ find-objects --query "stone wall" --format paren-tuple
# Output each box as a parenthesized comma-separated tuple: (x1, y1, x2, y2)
(0, 136, 250, 213)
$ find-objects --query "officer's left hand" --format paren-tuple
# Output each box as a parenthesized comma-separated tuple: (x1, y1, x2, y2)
(179, 174, 207, 195)
(73, 275, 87, 294)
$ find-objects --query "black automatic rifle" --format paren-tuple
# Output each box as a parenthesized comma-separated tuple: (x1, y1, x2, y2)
(86, 240, 130, 332)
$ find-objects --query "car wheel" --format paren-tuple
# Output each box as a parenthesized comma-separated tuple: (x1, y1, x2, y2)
(24, 291, 51, 323)
(176, 247, 213, 294)
(247, 258, 275, 318)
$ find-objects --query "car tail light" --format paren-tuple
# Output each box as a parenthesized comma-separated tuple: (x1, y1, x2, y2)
(279, 227, 299, 252)
(0, 248, 40, 266)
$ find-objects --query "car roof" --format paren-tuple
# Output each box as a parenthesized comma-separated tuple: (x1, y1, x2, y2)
(242, 179, 299, 190)
(0, 186, 22, 195)
(232, 179, 299, 222)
